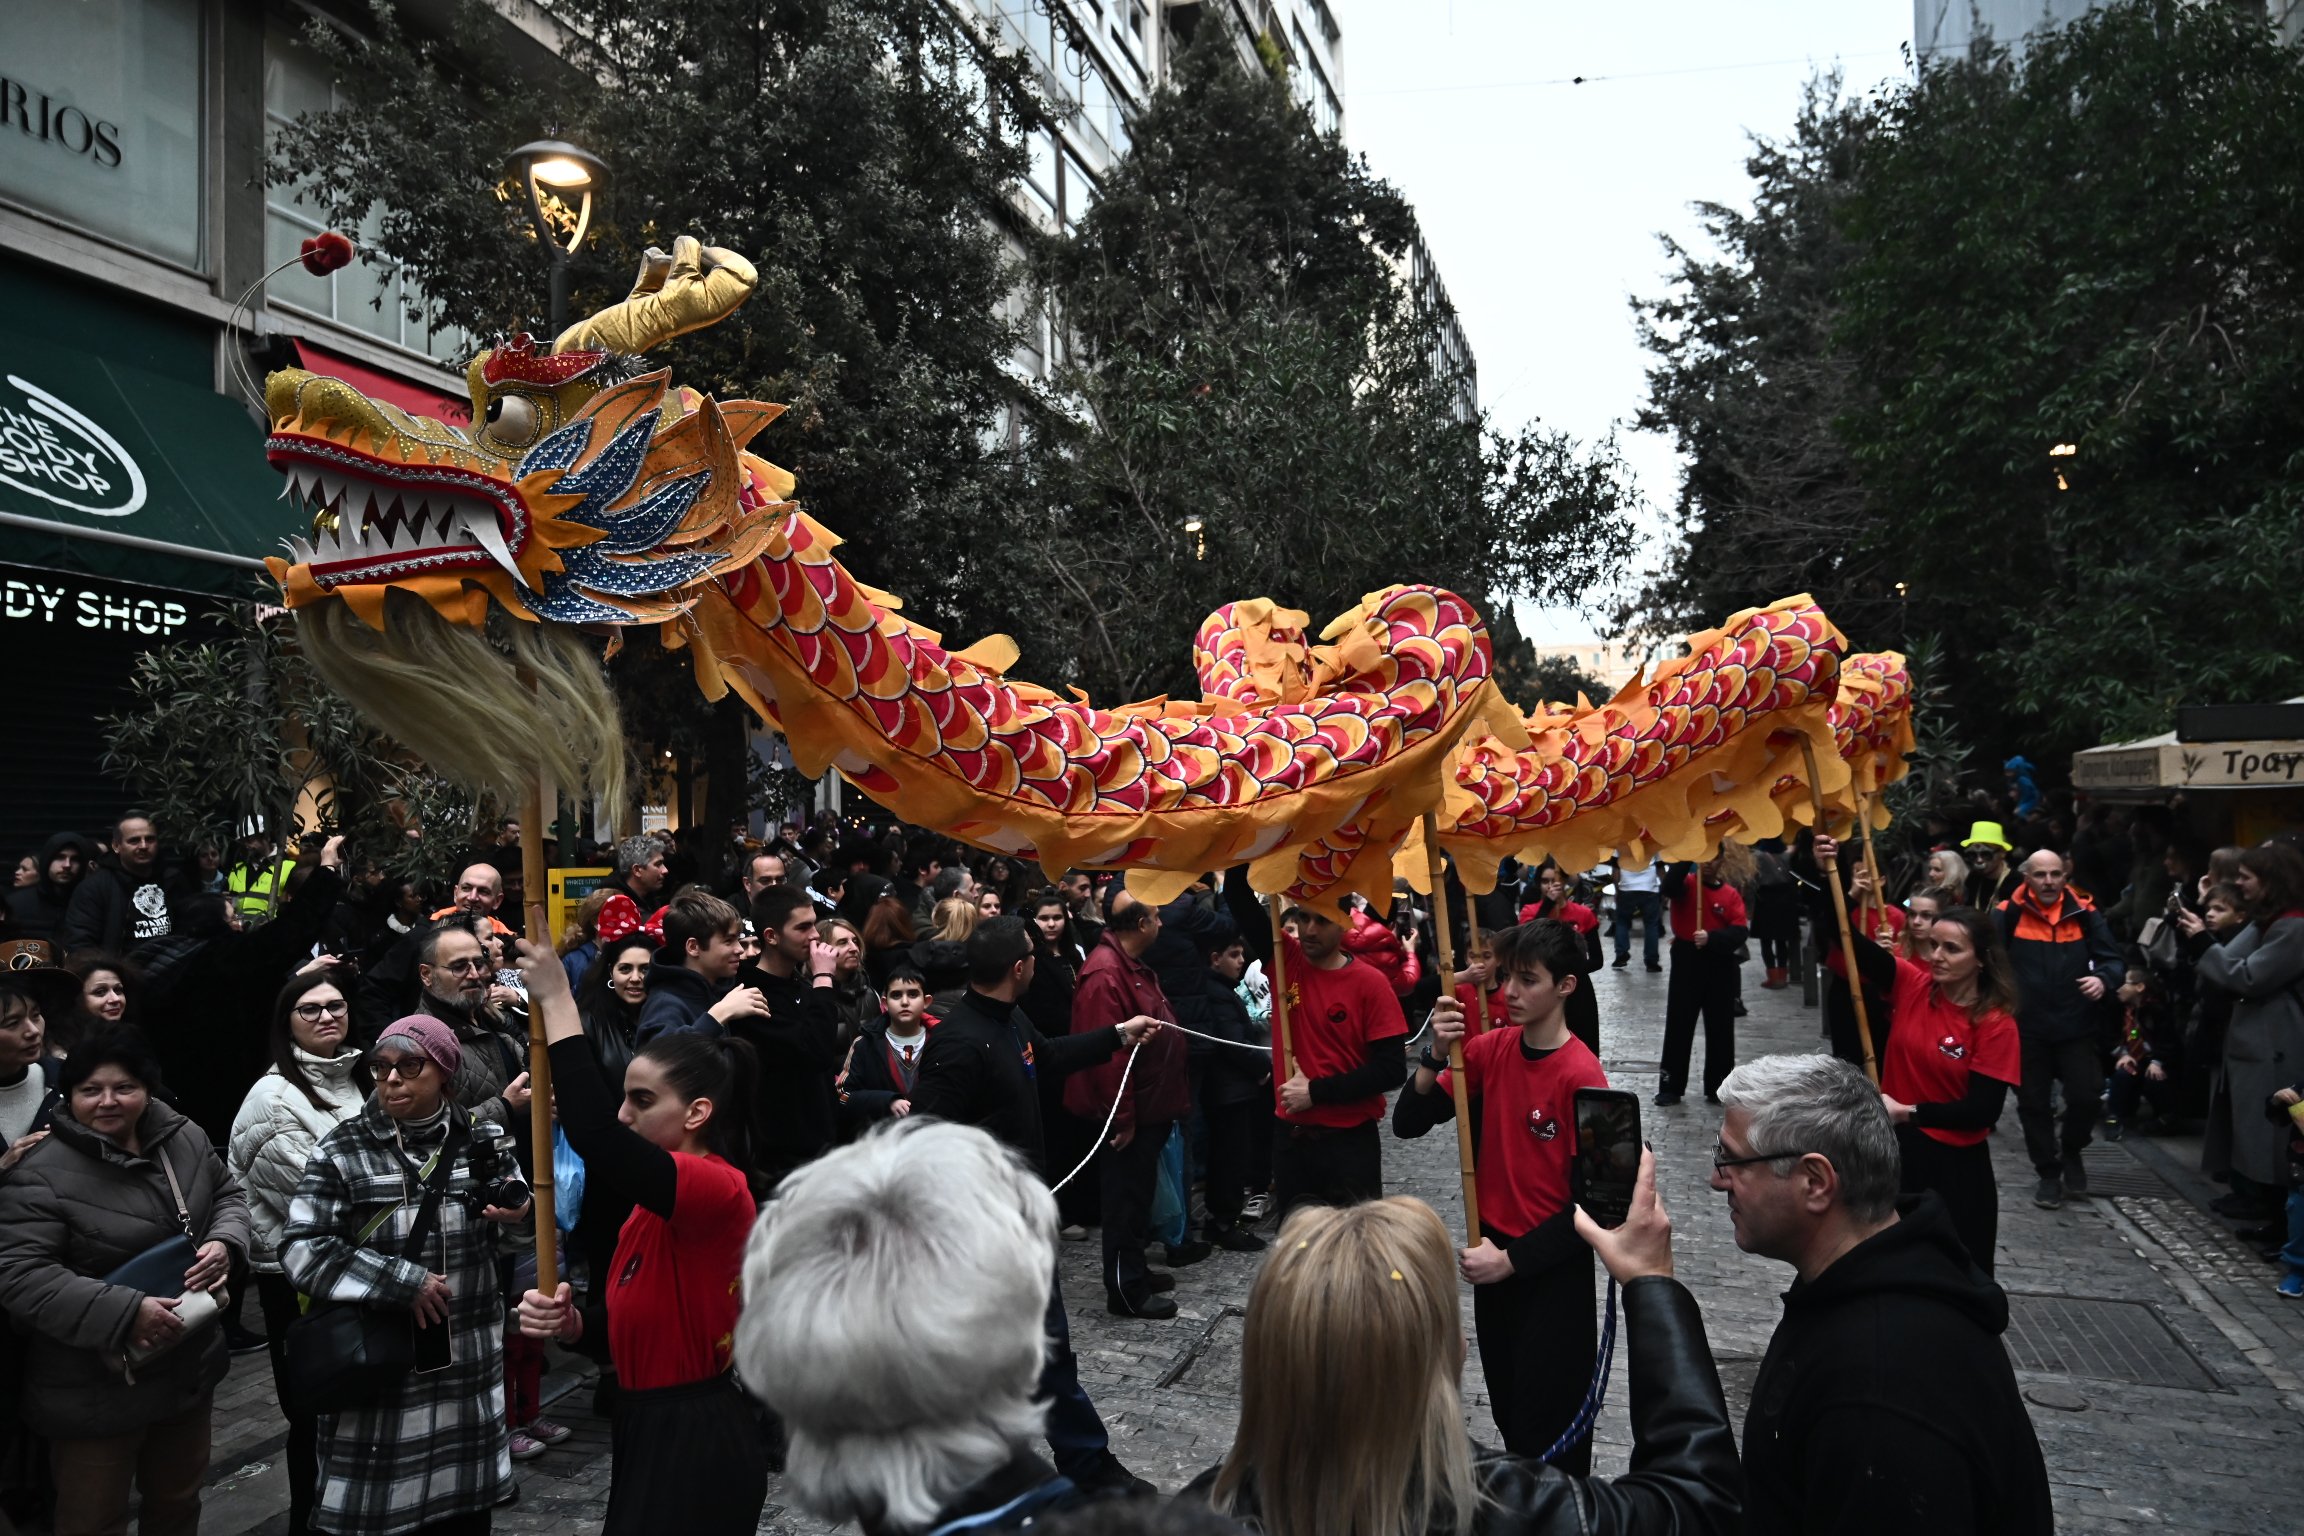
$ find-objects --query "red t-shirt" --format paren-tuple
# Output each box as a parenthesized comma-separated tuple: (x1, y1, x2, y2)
(1517, 899, 1599, 936)
(1437, 1030, 1609, 1238)
(1668, 879, 1748, 941)
(1878, 953, 2021, 1149)
(1273, 936, 1406, 1128)
(606, 1152, 758, 1389)
(1455, 980, 1512, 1037)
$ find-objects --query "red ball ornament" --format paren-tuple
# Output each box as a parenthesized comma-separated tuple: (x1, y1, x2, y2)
(299, 232, 354, 276)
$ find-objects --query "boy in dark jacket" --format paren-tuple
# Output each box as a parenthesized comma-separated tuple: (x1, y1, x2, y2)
(836, 966, 933, 1130)
(633, 888, 758, 1043)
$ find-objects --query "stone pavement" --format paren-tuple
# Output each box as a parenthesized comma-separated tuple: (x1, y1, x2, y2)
(179, 949, 2304, 1534)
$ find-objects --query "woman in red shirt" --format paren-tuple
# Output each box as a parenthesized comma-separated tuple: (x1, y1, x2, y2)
(513, 945, 769, 1534)
(1517, 865, 1602, 1053)
(1818, 836, 2022, 1277)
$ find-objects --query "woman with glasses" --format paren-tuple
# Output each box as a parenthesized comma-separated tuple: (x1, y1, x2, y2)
(229, 967, 371, 1536)
(283, 1014, 530, 1536)
(1816, 834, 2022, 1276)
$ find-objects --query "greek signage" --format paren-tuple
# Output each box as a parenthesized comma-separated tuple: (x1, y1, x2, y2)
(2073, 736, 2304, 792)
(0, 373, 147, 516)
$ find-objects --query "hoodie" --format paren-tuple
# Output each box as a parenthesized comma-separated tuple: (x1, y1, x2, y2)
(5, 832, 94, 946)
(1743, 1193, 2051, 1536)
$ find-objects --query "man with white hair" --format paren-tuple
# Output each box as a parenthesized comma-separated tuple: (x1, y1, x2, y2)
(736, 1118, 1093, 1533)
(1711, 1053, 2050, 1536)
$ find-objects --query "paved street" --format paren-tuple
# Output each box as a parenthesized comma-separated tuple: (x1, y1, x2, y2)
(192, 947, 2304, 1534)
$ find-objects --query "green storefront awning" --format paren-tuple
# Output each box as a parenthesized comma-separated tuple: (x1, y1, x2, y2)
(0, 326, 287, 600)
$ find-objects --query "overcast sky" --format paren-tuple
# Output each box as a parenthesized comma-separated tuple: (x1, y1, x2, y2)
(1334, 0, 1917, 642)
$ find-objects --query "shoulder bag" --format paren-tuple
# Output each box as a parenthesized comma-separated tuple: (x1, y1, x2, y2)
(280, 1119, 465, 1417)
(102, 1143, 221, 1368)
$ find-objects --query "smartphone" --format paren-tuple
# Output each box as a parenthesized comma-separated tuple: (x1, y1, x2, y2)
(1573, 1087, 1643, 1230)
(413, 1314, 454, 1374)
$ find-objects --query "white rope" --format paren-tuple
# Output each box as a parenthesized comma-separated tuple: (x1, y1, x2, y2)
(1044, 1008, 1442, 1193)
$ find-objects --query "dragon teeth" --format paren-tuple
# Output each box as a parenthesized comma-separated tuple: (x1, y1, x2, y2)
(456, 505, 525, 583)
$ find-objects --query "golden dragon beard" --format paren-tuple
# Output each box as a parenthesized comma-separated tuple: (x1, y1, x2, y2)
(260, 238, 1901, 911)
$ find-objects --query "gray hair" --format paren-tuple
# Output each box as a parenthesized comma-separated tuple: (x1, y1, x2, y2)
(736, 1119, 1057, 1531)
(1716, 1053, 1900, 1222)
(613, 833, 666, 880)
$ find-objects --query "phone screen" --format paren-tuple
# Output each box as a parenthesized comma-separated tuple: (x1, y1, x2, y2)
(1573, 1088, 1643, 1229)
(413, 1315, 454, 1374)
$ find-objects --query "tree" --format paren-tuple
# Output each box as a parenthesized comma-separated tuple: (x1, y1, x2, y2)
(1635, 2, 2304, 769)
(1022, 17, 1638, 701)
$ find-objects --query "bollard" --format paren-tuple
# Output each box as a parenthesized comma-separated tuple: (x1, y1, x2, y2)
(1800, 930, 1820, 1008)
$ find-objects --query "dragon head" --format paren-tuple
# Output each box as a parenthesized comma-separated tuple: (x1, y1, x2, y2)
(262, 237, 792, 633)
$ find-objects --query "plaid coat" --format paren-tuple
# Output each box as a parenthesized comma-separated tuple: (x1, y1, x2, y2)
(283, 1098, 527, 1536)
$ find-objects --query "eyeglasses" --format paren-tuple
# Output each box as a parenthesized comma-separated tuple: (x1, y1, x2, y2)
(1713, 1142, 1811, 1171)
(369, 1056, 433, 1081)
(293, 1000, 350, 1022)
(439, 957, 492, 975)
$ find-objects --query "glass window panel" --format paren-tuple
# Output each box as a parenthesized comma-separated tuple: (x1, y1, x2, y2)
(264, 210, 334, 316)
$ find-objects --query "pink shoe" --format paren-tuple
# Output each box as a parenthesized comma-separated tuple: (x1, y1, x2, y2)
(509, 1431, 548, 1462)
(525, 1417, 573, 1446)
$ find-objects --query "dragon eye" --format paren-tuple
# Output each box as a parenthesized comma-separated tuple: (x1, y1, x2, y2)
(484, 393, 541, 448)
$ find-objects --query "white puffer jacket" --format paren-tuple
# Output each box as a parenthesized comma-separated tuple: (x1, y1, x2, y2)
(228, 1047, 367, 1273)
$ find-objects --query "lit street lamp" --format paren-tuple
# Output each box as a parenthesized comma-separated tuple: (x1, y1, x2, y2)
(507, 139, 607, 335)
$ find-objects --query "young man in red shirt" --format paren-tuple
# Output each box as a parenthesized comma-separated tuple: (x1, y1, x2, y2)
(1225, 869, 1408, 1218)
(1394, 917, 1611, 1472)
(1658, 854, 1749, 1107)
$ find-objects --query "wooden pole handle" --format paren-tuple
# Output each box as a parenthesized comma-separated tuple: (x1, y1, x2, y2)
(1265, 894, 1296, 1082)
(1800, 739, 1879, 1086)
(1422, 811, 1480, 1245)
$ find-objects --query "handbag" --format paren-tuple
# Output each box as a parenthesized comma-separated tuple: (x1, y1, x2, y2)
(2139, 916, 2180, 971)
(281, 1120, 464, 1418)
(103, 1145, 221, 1368)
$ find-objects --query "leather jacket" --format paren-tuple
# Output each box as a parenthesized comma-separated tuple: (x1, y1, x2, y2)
(1181, 1276, 1740, 1536)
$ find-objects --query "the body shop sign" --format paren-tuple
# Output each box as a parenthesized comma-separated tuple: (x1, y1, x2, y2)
(0, 372, 146, 516)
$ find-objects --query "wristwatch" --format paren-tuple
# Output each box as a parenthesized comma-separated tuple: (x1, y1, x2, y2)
(1419, 1046, 1446, 1073)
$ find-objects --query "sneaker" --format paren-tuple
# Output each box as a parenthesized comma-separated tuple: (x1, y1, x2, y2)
(1106, 1289, 1178, 1320)
(224, 1324, 268, 1356)
(2063, 1160, 2089, 1200)
(509, 1432, 548, 1462)
(1076, 1451, 1157, 1498)
(1611, 955, 1631, 969)
(2104, 1118, 2124, 1142)
(1644, 960, 1664, 973)
(1211, 1225, 1268, 1252)
(2033, 1176, 2064, 1210)
(1060, 1223, 1089, 1242)
(1164, 1240, 1213, 1267)
(524, 1418, 573, 1447)
(2279, 1272, 2304, 1300)
(1241, 1193, 1270, 1221)
(1653, 1091, 1682, 1107)
(1733, 999, 1748, 1017)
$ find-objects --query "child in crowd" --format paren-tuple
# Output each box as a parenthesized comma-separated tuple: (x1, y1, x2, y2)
(2271, 1080, 2304, 1300)
(836, 966, 933, 1129)
(1391, 918, 1610, 1472)
(1453, 929, 1510, 1037)
(2106, 970, 2181, 1140)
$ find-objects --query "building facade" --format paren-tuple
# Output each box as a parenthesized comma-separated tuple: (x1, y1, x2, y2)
(1917, 0, 2304, 56)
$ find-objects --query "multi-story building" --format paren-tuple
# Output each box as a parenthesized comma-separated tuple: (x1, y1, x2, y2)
(1917, 0, 2304, 56)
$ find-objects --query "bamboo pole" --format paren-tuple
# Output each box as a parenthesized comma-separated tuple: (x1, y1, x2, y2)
(1265, 894, 1296, 1081)
(1421, 811, 1481, 1245)
(516, 738, 559, 1292)
(1800, 738, 1879, 1086)
(1856, 788, 1888, 922)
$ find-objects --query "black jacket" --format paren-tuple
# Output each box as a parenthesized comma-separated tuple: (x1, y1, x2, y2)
(58, 861, 173, 954)
(728, 960, 844, 1185)
(1995, 887, 2123, 1044)
(910, 989, 1121, 1176)
(1743, 1194, 2052, 1536)
(1181, 1277, 1739, 1536)
(836, 1020, 929, 1130)
(5, 833, 93, 947)
(633, 952, 725, 1044)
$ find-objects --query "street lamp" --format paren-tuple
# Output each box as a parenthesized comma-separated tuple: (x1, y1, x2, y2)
(507, 139, 607, 335)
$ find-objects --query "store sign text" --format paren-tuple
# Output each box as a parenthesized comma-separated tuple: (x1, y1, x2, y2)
(0, 374, 147, 516)
(1, 74, 124, 168)
(3, 579, 188, 636)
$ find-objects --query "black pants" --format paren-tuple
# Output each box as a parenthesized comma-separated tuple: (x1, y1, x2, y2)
(1471, 1241, 1597, 1474)
(1565, 980, 1600, 1057)
(1102, 1116, 1172, 1303)
(1660, 943, 1737, 1099)
(2106, 1066, 2179, 1124)
(1759, 930, 1796, 969)
(1035, 1266, 1111, 1481)
(605, 1375, 768, 1536)
(1271, 1119, 1381, 1220)
(257, 1272, 320, 1535)
(1203, 1097, 1267, 1227)
(2017, 1034, 2101, 1177)
(1897, 1126, 1999, 1277)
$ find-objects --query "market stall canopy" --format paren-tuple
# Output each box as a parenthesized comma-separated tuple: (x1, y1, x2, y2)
(0, 325, 283, 598)
(2072, 719, 2304, 796)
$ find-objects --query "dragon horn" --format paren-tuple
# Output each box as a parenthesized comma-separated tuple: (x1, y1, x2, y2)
(554, 234, 759, 356)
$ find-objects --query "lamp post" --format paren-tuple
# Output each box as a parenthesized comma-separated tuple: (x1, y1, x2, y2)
(506, 139, 607, 336)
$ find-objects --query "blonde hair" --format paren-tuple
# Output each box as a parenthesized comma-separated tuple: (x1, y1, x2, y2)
(930, 896, 979, 944)
(1208, 1198, 1482, 1536)
(296, 590, 628, 812)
